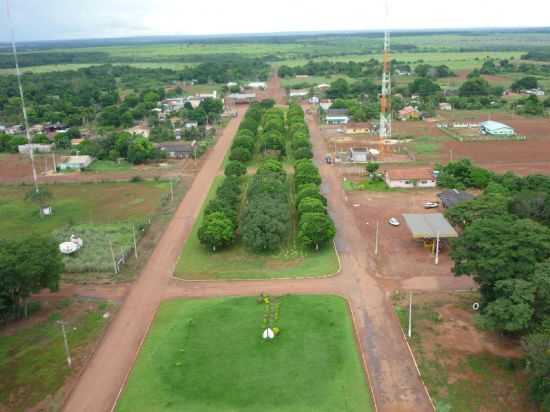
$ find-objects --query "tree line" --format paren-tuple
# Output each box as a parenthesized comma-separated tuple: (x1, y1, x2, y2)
(438, 159, 550, 409)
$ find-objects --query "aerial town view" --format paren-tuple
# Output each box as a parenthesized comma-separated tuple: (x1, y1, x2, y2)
(1, 0, 549, 411)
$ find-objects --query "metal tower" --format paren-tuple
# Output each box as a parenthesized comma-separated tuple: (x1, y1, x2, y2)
(379, 1, 392, 140)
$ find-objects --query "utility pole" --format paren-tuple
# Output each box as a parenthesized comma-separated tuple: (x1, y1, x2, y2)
(57, 320, 72, 368)
(375, 221, 380, 256)
(435, 231, 440, 265)
(408, 293, 413, 338)
(169, 180, 174, 201)
(52, 152, 57, 172)
(132, 225, 138, 259)
(450, 149, 453, 162)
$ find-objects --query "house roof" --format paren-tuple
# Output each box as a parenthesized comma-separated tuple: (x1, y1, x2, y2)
(399, 106, 419, 115)
(437, 189, 475, 208)
(350, 147, 369, 152)
(64, 155, 93, 164)
(326, 109, 349, 116)
(480, 120, 513, 131)
(158, 142, 195, 152)
(387, 167, 434, 181)
(402, 213, 458, 239)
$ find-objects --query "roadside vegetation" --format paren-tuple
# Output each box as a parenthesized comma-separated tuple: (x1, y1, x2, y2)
(116, 295, 374, 412)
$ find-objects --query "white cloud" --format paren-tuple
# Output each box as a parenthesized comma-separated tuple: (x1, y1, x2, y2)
(0, 0, 549, 41)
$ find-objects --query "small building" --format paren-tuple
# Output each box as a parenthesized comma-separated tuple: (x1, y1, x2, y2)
(18, 144, 54, 154)
(71, 138, 85, 146)
(385, 168, 436, 189)
(398, 106, 421, 121)
(480, 121, 515, 136)
(226, 93, 257, 104)
(349, 147, 370, 162)
(295, 74, 310, 79)
(226, 82, 238, 88)
(289, 89, 309, 98)
(309, 96, 320, 104)
(58, 155, 94, 171)
(247, 82, 267, 90)
(158, 142, 196, 159)
(316, 83, 331, 90)
(437, 189, 475, 209)
(6, 125, 23, 135)
(344, 123, 370, 135)
(523, 88, 545, 97)
(0, 124, 5, 133)
(197, 91, 218, 99)
(184, 122, 198, 129)
(439, 102, 452, 111)
(319, 99, 333, 111)
(325, 109, 350, 125)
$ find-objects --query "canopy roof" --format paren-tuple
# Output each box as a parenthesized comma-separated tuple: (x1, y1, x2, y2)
(402, 213, 458, 239)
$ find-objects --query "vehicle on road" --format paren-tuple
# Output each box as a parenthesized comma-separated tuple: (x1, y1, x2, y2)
(388, 217, 400, 226)
(423, 201, 439, 209)
(325, 154, 333, 164)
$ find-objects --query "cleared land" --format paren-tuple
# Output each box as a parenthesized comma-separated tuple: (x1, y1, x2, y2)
(116, 295, 374, 412)
(0, 181, 170, 238)
(175, 176, 339, 280)
(0, 298, 116, 412)
(393, 292, 537, 412)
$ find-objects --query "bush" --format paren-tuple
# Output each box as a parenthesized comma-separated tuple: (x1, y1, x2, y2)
(229, 146, 252, 163)
(298, 197, 326, 217)
(296, 184, 327, 207)
(198, 212, 236, 252)
(294, 147, 313, 160)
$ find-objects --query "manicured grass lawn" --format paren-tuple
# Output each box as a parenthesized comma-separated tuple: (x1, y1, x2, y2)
(393, 292, 534, 412)
(0, 299, 114, 412)
(116, 295, 374, 412)
(175, 177, 339, 280)
(0, 181, 169, 239)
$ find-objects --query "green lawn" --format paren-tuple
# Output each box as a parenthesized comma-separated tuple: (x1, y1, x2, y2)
(85, 159, 133, 172)
(175, 177, 339, 280)
(343, 178, 396, 192)
(0, 299, 113, 412)
(0, 181, 169, 239)
(116, 295, 374, 412)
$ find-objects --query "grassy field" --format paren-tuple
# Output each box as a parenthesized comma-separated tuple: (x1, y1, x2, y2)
(85, 160, 133, 172)
(116, 295, 374, 412)
(0, 181, 169, 239)
(343, 178, 396, 192)
(175, 177, 339, 280)
(0, 62, 197, 75)
(0, 298, 114, 412)
(393, 292, 536, 412)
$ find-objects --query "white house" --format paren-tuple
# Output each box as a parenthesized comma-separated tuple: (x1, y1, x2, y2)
(289, 89, 309, 98)
(325, 109, 350, 125)
(480, 121, 515, 136)
(248, 82, 267, 90)
(58, 155, 94, 171)
(316, 84, 331, 90)
(523, 88, 545, 97)
(197, 91, 217, 99)
(18, 144, 54, 154)
(385, 168, 436, 189)
(439, 102, 452, 111)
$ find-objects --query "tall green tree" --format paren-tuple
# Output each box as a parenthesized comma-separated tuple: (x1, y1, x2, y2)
(298, 212, 336, 250)
(198, 212, 236, 252)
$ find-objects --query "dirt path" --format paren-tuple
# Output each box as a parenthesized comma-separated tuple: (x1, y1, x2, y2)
(62, 106, 247, 412)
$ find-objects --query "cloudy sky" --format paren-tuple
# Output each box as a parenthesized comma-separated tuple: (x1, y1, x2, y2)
(1, 0, 549, 42)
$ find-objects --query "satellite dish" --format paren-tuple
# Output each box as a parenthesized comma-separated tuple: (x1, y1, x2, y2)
(262, 328, 275, 340)
(472, 302, 480, 311)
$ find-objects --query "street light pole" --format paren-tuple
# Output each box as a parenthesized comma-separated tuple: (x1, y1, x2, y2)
(57, 320, 72, 368)
(408, 293, 413, 339)
(375, 221, 380, 256)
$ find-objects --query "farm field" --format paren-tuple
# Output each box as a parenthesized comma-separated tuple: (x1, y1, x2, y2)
(0, 297, 116, 412)
(116, 295, 374, 412)
(393, 292, 537, 412)
(0, 62, 197, 75)
(175, 177, 339, 280)
(0, 181, 170, 239)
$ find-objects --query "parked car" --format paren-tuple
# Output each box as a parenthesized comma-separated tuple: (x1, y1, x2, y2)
(423, 201, 439, 209)
(325, 154, 332, 164)
(388, 217, 400, 227)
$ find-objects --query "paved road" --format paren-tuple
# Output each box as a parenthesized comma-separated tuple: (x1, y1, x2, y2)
(62, 106, 247, 412)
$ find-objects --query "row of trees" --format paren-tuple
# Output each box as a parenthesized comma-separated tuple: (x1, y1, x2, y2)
(440, 160, 550, 409)
(197, 102, 269, 251)
(287, 103, 313, 161)
(241, 160, 291, 252)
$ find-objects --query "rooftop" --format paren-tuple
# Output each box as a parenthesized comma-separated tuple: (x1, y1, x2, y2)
(402, 213, 458, 239)
(387, 167, 434, 181)
(326, 109, 349, 116)
(480, 120, 513, 130)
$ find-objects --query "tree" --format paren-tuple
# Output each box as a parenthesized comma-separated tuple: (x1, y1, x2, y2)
(327, 78, 350, 99)
(366, 162, 380, 178)
(54, 133, 71, 149)
(0, 236, 63, 320)
(294, 146, 313, 160)
(459, 77, 491, 97)
(522, 323, 550, 411)
(224, 161, 247, 177)
(409, 78, 441, 97)
(296, 184, 327, 207)
(511, 76, 539, 92)
(198, 212, 235, 252)
(241, 196, 290, 252)
(229, 146, 252, 163)
(298, 197, 326, 217)
(127, 137, 155, 164)
(298, 212, 336, 250)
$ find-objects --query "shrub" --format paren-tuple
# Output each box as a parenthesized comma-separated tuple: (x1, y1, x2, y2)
(224, 161, 247, 177)
(229, 146, 252, 163)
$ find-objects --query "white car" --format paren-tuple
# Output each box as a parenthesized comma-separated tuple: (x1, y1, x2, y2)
(388, 217, 400, 227)
(423, 201, 440, 209)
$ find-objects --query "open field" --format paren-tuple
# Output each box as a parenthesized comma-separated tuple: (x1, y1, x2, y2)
(116, 295, 374, 412)
(0, 62, 197, 75)
(280, 74, 354, 88)
(0, 297, 116, 412)
(0, 181, 170, 239)
(175, 177, 339, 279)
(393, 292, 537, 412)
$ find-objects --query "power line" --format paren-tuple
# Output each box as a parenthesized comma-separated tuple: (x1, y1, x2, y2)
(4, 0, 40, 193)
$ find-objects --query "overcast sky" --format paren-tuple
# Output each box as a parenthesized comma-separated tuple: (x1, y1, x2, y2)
(1, 0, 549, 42)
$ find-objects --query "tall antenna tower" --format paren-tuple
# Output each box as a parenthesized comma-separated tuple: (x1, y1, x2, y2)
(5, 0, 40, 193)
(379, 0, 392, 140)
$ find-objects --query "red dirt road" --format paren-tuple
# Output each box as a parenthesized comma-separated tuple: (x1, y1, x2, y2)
(62, 106, 247, 412)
